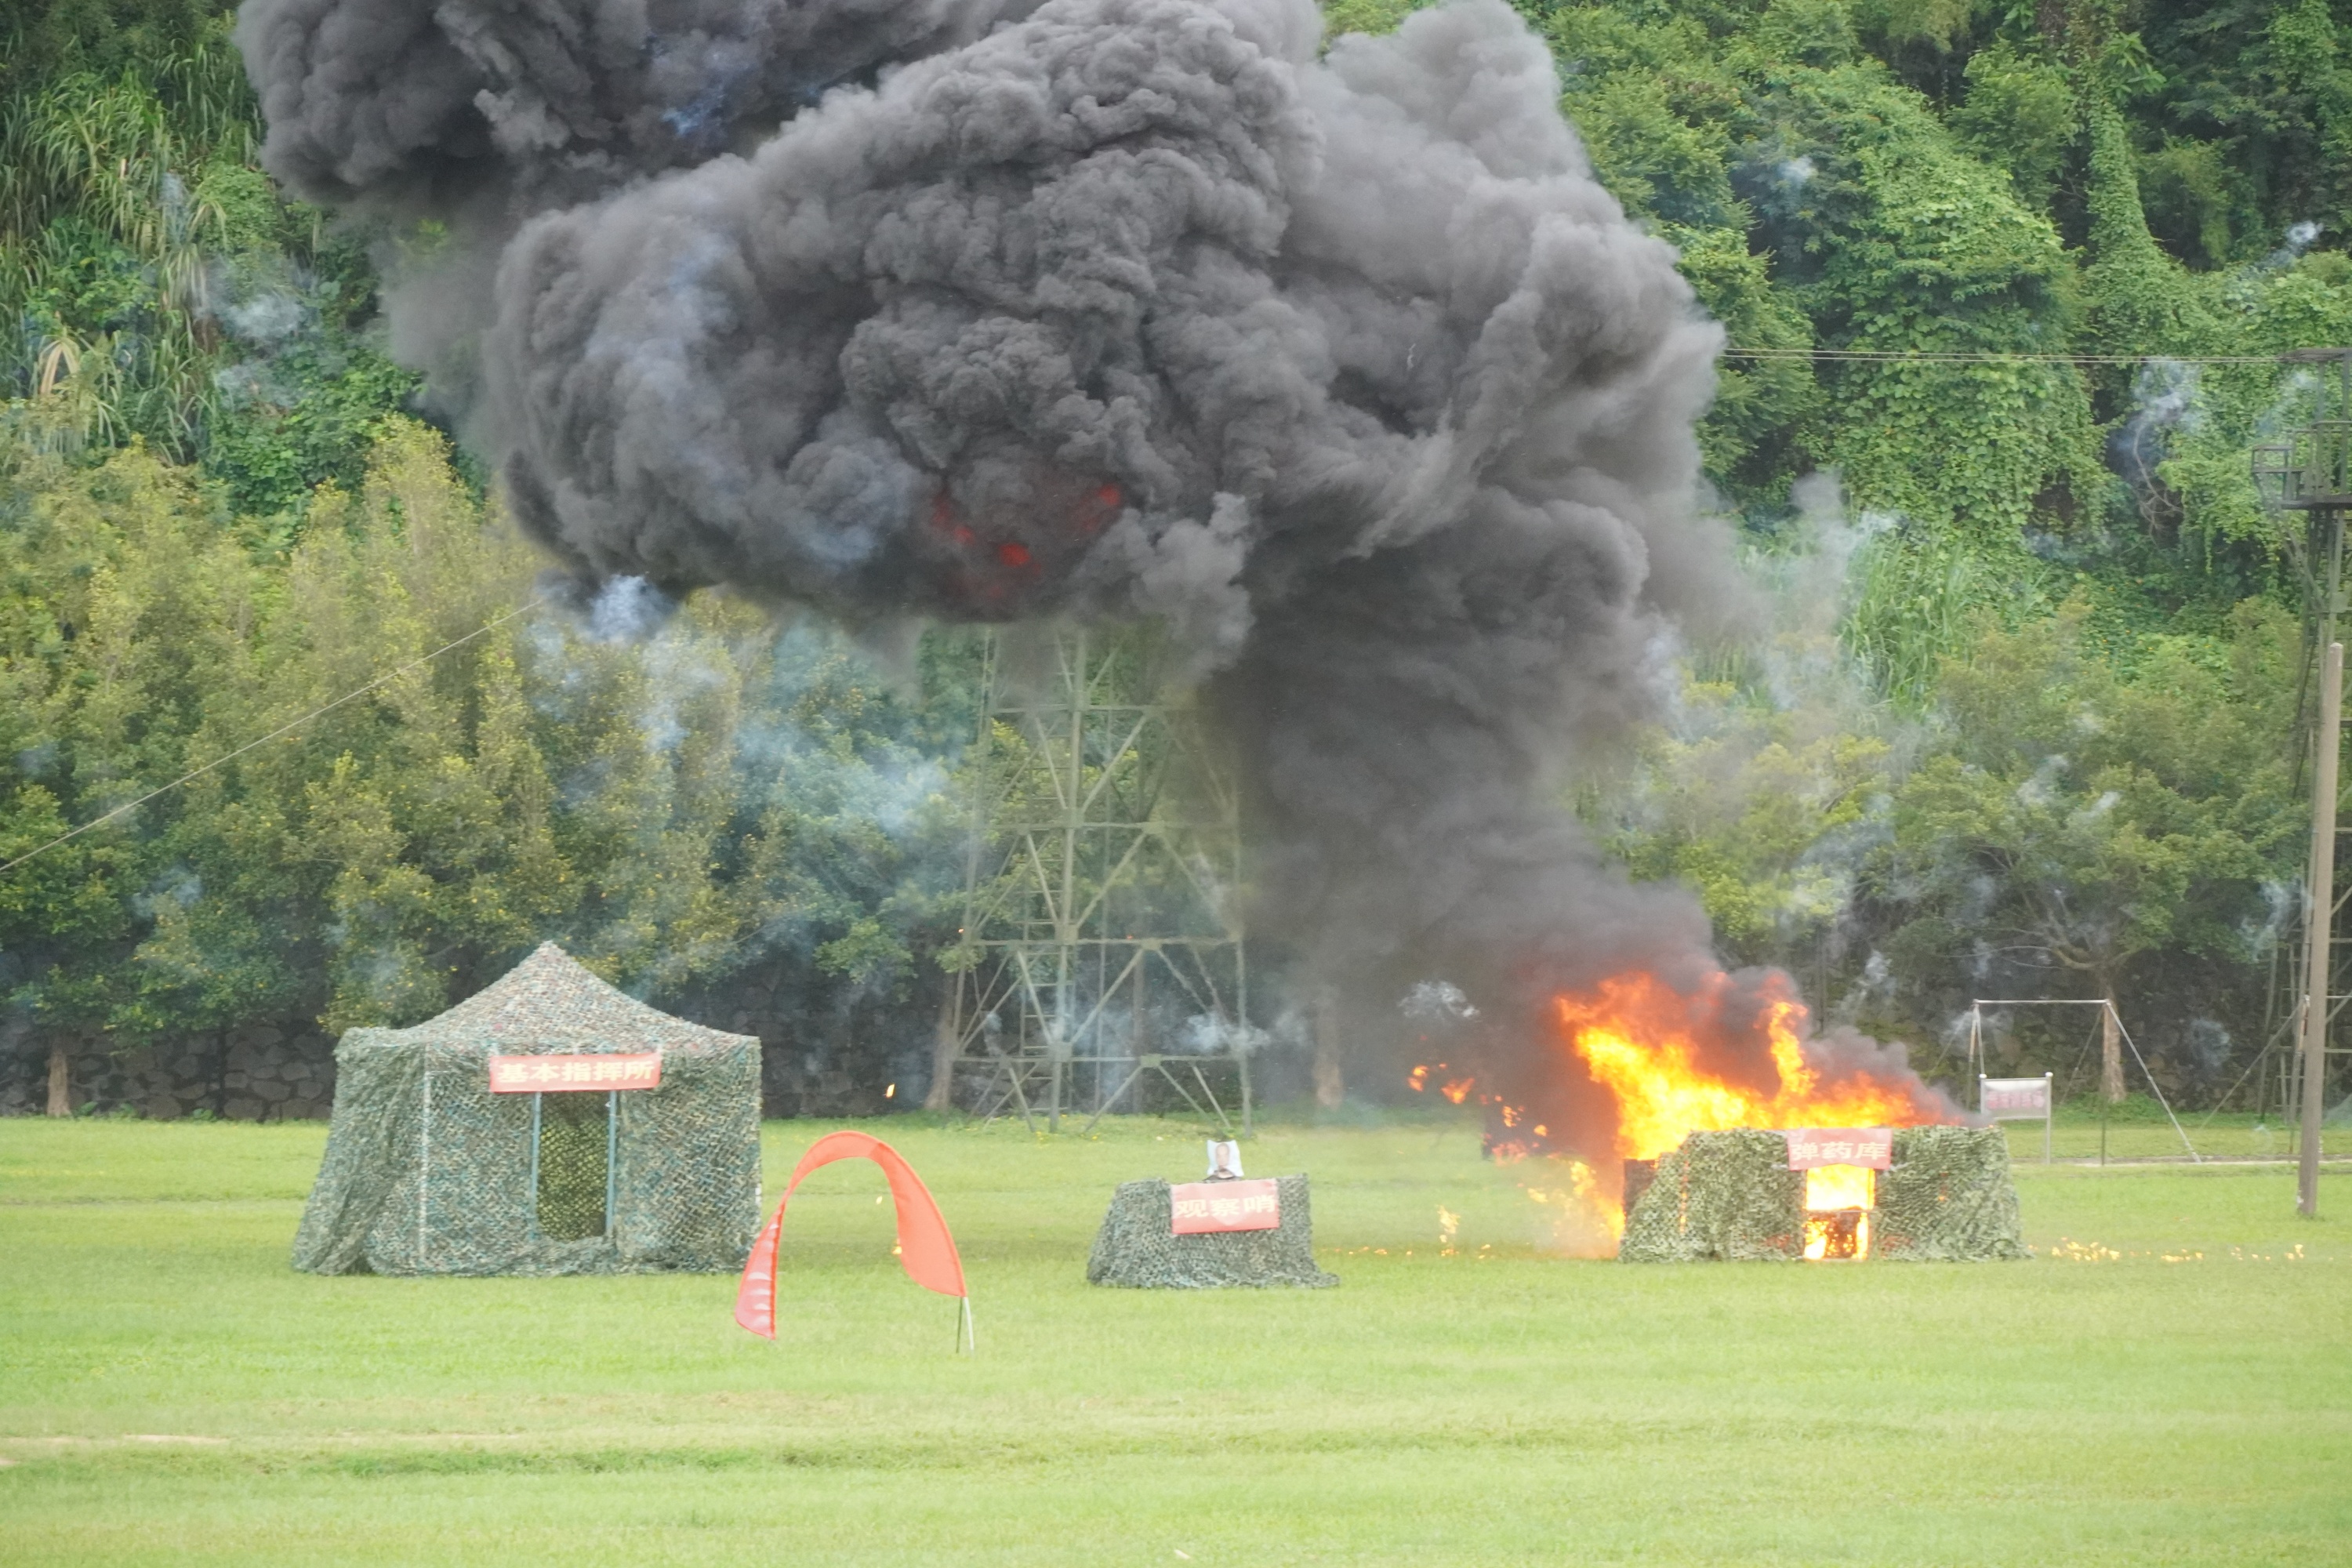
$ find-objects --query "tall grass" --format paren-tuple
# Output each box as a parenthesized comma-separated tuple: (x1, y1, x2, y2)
(0, 16, 255, 456)
(1841, 525, 2027, 706)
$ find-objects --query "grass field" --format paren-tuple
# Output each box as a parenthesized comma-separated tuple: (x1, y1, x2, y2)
(2, 1115, 2349, 1566)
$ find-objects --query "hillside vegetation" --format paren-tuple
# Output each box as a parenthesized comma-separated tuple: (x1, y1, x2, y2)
(4, 0, 2350, 1107)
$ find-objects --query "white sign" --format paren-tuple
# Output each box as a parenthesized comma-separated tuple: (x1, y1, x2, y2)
(1981, 1076, 2051, 1116)
(1980, 1073, 2054, 1164)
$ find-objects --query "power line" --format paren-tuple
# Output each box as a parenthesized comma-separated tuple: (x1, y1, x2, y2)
(0, 594, 549, 880)
(1722, 347, 2327, 365)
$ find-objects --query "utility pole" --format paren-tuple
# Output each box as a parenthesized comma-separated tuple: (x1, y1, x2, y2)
(2256, 347, 2352, 1215)
(2301, 642, 2342, 1215)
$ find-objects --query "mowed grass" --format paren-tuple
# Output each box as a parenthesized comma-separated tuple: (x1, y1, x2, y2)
(2, 1116, 2348, 1566)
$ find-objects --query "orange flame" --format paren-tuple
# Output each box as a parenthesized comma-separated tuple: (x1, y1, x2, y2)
(1406, 1062, 1476, 1104)
(1802, 1165, 1875, 1261)
(1525, 1160, 1620, 1256)
(1559, 971, 1947, 1163)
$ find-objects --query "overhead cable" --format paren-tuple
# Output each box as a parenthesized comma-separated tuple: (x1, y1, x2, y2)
(0, 594, 549, 880)
(1722, 347, 2336, 366)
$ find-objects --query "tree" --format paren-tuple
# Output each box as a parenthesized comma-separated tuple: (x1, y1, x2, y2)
(1870, 599, 2299, 1022)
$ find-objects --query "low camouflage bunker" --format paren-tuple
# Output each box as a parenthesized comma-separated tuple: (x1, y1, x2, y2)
(1088, 1175, 1338, 1288)
(1618, 1125, 2027, 1262)
(292, 943, 760, 1276)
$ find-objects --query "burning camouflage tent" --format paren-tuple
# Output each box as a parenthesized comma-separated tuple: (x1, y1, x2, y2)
(1617, 1126, 2027, 1263)
(292, 943, 760, 1276)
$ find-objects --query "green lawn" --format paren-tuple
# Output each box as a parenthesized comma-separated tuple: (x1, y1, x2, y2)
(2, 1116, 2347, 1566)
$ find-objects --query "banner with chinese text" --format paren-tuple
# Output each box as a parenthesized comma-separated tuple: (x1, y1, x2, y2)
(1170, 1178, 1280, 1234)
(488, 1053, 662, 1092)
(1782, 1127, 1894, 1170)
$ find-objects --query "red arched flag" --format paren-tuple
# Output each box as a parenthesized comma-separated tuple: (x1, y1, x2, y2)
(734, 1131, 967, 1341)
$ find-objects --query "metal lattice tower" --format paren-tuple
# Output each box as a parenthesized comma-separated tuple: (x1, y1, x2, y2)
(2252, 347, 2352, 1209)
(934, 623, 1251, 1134)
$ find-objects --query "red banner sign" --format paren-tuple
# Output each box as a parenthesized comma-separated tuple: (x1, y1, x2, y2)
(1170, 1178, 1280, 1234)
(488, 1052, 662, 1092)
(1783, 1127, 1893, 1170)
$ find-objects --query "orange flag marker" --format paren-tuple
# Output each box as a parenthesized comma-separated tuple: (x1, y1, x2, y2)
(735, 1131, 971, 1351)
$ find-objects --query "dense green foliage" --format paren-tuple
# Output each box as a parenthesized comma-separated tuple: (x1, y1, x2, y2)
(0, 418, 980, 1082)
(6, 0, 2352, 1105)
(1505, 0, 2352, 1097)
(0, 8, 417, 507)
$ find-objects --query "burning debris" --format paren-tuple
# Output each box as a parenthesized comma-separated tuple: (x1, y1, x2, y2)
(1413, 968, 1959, 1250)
(1800, 1162, 1875, 1261)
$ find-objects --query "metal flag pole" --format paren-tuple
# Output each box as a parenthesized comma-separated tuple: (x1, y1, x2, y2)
(1969, 1005, 1984, 1109)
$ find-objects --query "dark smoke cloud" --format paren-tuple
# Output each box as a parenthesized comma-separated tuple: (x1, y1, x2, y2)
(241, 0, 1932, 1142)
(236, 0, 1037, 208)
(235, 0, 1042, 397)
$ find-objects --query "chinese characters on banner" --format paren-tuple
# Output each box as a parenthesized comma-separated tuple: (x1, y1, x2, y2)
(1169, 1178, 1280, 1234)
(486, 1053, 662, 1093)
(1782, 1127, 1894, 1170)
(1981, 1077, 2051, 1114)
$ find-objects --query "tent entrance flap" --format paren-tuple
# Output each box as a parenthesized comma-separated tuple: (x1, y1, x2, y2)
(534, 1091, 614, 1241)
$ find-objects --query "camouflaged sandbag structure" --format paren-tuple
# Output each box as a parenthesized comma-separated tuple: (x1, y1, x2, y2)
(1087, 1175, 1338, 1288)
(1618, 1125, 2027, 1262)
(292, 944, 760, 1276)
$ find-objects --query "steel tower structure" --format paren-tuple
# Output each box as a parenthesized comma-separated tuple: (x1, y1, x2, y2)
(930, 623, 1252, 1134)
(2253, 347, 2352, 1211)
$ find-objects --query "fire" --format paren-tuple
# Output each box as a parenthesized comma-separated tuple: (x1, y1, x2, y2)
(1421, 969, 1948, 1259)
(1802, 1164, 1874, 1261)
(1406, 1062, 1479, 1105)
(1524, 1160, 1620, 1256)
(1559, 971, 1945, 1162)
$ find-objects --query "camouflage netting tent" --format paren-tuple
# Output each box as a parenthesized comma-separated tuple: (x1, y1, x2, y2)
(1619, 1126, 2027, 1263)
(1088, 1176, 1338, 1288)
(293, 943, 761, 1276)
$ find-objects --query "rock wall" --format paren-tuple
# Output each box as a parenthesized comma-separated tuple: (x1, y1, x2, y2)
(1, 1025, 339, 1121)
(3, 1008, 903, 1121)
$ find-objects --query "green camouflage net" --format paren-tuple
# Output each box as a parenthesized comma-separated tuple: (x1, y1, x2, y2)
(1873, 1125, 2031, 1261)
(1619, 1126, 2026, 1263)
(1087, 1175, 1338, 1288)
(292, 945, 761, 1276)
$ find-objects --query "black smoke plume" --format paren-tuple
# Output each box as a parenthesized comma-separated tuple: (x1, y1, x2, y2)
(239, 0, 1922, 1135)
